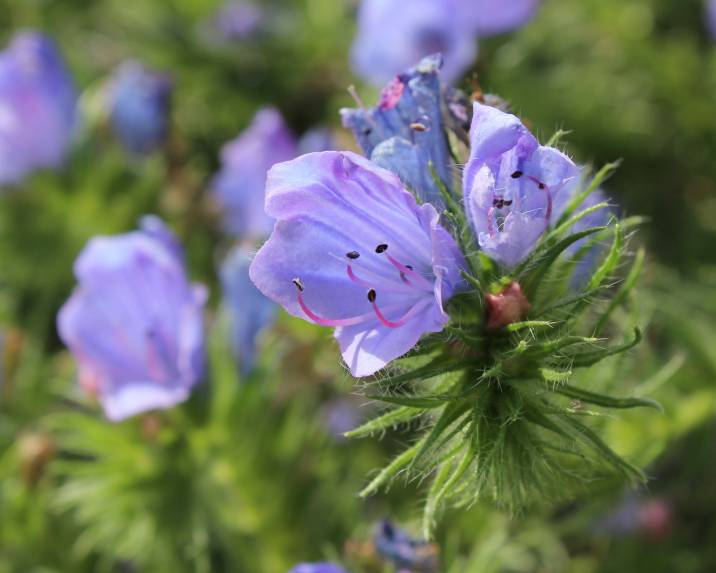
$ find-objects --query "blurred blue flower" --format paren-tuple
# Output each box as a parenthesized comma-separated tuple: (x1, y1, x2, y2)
(374, 520, 439, 572)
(220, 244, 276, 376)
(288, 564, 350, 573)
(249, 151, 466, 377)
(341, 55, 451, 206)
(565, 189, 614, 290)
(212, 107, 297, 238)
(469, 0, 541, 36)
(108, 60, 173, 155)
(298, 127, 336, 155)
(351, 0, 477, 86)
(708, 0, 716, 39)
(212, 2, 263, 41)
(0, 30, 76, 186)
(320, 398, 363, 440)
(57, 217, 207, 422)
(463, 102, 581, 267)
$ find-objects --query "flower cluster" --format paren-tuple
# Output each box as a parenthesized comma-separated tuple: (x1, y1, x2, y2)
(249, 55, 654, 527)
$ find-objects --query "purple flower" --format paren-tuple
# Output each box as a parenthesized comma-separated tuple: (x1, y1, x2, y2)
(57, 218, 207, 422)
(298, 127, 336, 155)
(220, 244, 276, 376)
(708, 0, 716, 39)
(212, 2, 263, 41)
(463, 102, 580, 268)
(108, 60, 173, 155)
(0, 31, 76, 186)
(468, 0, 541, 36)
(341, 55, 451, 206)
(212, 107, 297, 238)
(374, 520, 439, 572)
(249, 151, 466, 377)
(351, 0, 477, 86)
(288, 564, 350, 573)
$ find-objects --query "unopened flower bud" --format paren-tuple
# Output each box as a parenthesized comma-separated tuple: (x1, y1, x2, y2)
(485, 282, 531, 330)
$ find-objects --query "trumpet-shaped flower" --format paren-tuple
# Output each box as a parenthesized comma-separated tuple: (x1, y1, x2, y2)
(212, 107, 297, 238)
(249, 151, 465, 377)
(341, 55, 451, 206)
(463, 102, 580, 268)
(0, 31, 76, 186)
(220, 244, 276, 376)
(351, 0, 477, 86)
(57, 218, 207, 421)
(108, 60, 173, 154)
(469, 0, 541, 36)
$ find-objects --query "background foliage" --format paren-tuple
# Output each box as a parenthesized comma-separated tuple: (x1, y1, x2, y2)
(1, 0, 715, 571)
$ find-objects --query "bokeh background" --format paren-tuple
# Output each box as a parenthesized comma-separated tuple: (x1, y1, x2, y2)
(1, 0, 715, 571)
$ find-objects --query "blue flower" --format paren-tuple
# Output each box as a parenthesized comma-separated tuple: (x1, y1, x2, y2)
(249, 151, 466, 377)
(57, 217, 207, 422)
(288, 564, 350, 573)
(341, 55, 451, 206)
(212, 107, 297, 238)
(374, 520, 439, 571)
(0, 31, 76, 186)
(351, 0, 477, 86)
(212, 2, 263, 41)
(108, 60, 173, 155)
(220, 244, 276, 376)
(468, 0, 541, 36)
(463, 102, 581, 267)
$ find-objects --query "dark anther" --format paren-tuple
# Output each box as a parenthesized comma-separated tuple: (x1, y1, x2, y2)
(375, 243, 389, 254)
(539, 183, 546, 189)
(493, 198, 505, 209)
(292, 278, 305, 292)
(410, 122, 427, 132)
(362, 128, 372, 136)
(367, 289, 377, 302)
(511, 170, 523, 179)
(406, 265, 414, 270)
(346, 251, 360, 259)
(504, 200, 513, 206)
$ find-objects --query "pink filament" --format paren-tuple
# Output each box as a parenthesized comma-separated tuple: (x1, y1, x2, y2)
(385, 254, 432, 290)
(526, 175, 553, 220)
(297, 290, 371, 327)
(346, 265, 374, 288)
(371, 299, 427, 328)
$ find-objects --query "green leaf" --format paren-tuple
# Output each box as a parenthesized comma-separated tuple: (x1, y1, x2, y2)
(422, 447, 474, 538)
(554, 383, 662, 411)
(586, 222, 624, 292)
(410, 401, 471, 470)
(556, 161, 621, 226)
(594, 248, 646, 335)
(566, 327, 642, 368)
(520, 226, 608, 298)
(359, 439, 424, 497)
(505, 320, 555, 332)
(560, 416, 645, 482)
(344, 406, 425, 438)
(539, 368, 573, 384)
(377, 357, 472, 386)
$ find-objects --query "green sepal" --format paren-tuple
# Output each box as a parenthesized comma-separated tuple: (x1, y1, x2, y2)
(554, 383, 662, 412)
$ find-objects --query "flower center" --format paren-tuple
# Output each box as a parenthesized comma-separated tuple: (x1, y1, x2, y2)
(292, 243, 433, 329)
(487, 170, 553, 236)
